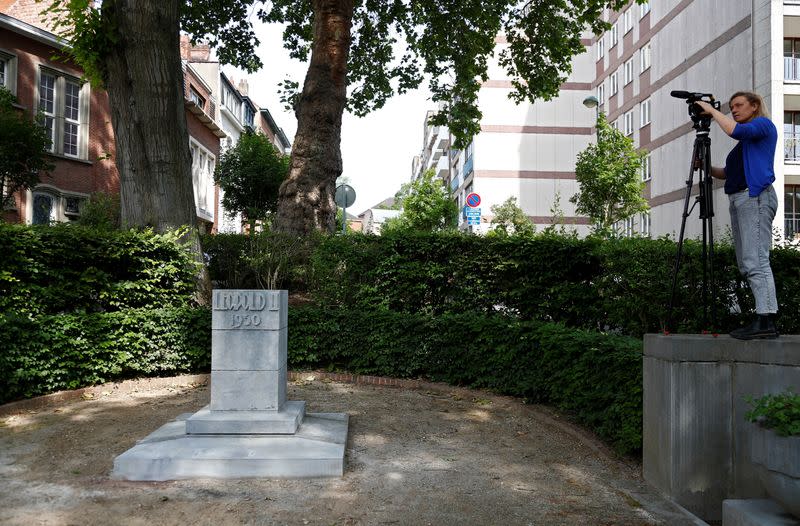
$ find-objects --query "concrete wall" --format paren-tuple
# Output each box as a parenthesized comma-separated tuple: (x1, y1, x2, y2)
(643, 334, 800, 521)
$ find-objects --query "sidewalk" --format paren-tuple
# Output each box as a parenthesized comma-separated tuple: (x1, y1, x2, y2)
(0, 373, 704, 525)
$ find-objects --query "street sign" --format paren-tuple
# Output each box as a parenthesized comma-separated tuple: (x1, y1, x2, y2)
(335, 184, 356, 208)
(466, 193, 481, 208)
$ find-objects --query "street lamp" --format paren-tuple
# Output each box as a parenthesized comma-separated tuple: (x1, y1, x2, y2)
(582, 95, 600, 142)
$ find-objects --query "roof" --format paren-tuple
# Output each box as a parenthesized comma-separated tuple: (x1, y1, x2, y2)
(259, 108, 291, 151)
(365, 209, 402, 222)
(0, 11, 64, 49)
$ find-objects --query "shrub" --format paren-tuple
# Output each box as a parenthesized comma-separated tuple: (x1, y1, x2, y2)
(0, 307, 210, 403)
(746, 389, 800, 437)
(0, 223, 197, 317)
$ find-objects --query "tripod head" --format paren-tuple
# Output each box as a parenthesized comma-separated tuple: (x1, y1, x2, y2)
(670, 91, 721, 132)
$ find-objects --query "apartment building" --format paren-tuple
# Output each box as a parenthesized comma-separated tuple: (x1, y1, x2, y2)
(417, 0, 800, 240)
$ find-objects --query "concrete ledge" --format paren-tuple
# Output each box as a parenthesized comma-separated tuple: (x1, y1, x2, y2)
(644, 334, 800, 365)
(722, 499, 799, 526)
(185, 401, 306, 435)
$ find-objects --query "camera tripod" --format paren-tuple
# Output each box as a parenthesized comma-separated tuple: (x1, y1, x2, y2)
(667, 124, 717, 332)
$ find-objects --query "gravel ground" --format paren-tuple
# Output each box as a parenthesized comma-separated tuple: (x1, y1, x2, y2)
(0, 374, 704, 526)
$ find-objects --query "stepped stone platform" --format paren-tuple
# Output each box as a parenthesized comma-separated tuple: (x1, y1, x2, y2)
(112, 290, 348, 480)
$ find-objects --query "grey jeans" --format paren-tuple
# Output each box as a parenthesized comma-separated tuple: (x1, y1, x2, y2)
(729, 185, 778, 314)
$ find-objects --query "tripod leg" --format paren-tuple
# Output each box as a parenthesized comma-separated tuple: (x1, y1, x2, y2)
(667, 140, 700, 332)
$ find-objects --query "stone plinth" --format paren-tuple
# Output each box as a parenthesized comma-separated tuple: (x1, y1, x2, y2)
(643, 334, 800, 522)
(112, 290, 348, 480)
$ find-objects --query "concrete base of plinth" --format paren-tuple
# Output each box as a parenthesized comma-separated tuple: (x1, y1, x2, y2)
(722, 499, 800, 526)
(186, 401, 305, 434)
(111, 412, 348, 480)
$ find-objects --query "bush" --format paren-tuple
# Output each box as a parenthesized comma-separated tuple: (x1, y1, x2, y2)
(0, 223, 198, 317)
(746, 389, 800, 436)
(288, 306, 643, 455)
(0, 307, 210, 403)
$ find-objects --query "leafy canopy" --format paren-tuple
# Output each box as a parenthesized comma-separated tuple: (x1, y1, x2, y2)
(214, 129, 290, 229)
(570, 113, 648, 236)
(0, 87, 53, 208)
(260, 0, 637, 148)
(384, 169, 458, 233)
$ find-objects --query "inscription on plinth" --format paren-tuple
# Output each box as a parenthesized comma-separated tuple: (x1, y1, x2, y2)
(210, 290, 288, 412)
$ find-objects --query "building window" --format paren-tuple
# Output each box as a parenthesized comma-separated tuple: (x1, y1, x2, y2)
(640, 42, 651, 72)
(243, 103, 255, 128)
(221, 83, 240, 121)
(624, 58, 634, 85)
(784, 111, 800, 161)
(0, 50, 17, 94)
(640, 98, 651, 127)
(32, 192, 55, 225)
(610, 23, 618, 48)
(641, 154, 652, 181)
(597, 83, 605, 105)
(624, 110, 634, 136)
(190, 140, 216, 221)
(623, 9, 633, 34)
(785, 39, 800, 81)
(189, 87, 206, 110)
(787, 185, 800, 239)
(623, 216, 635, 237)
(640, 1, 650, 18)
(640, 212, 651, 237)
(610, 71, 618, 95)
(37, 68, 87, 158)
(597, 37, 605, 61)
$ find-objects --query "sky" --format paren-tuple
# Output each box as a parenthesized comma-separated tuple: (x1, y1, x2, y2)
(222, 21, 434, 216)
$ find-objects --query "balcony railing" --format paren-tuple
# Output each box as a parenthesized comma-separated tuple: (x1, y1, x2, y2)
(785, 54, 800, 81)
(785, 133, 800, 161)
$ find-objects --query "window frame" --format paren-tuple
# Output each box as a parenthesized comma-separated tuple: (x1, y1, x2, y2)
(640, 98, 651, 128)
(624, 58, 634, 85)
(610, 71, 619, 95)
(641, 154, 652, 182)
(597, 36, 605, 61)
(624, 110, 634, 136)
(640, 42, 651, 73)
(623, 9, 633, 34)
(597, 83, 605, 105)
(0, 49, 18, 95)
(640, 1, 650, 18)
(610, 22, 619, 48)
(640, 212, 651, 237)
(36, 66, 89, 160)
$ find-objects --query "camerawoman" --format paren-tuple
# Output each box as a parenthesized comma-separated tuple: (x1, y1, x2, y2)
(695, 92, 779, 340)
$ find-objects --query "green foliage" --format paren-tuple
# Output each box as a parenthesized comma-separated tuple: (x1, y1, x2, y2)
(0, 223, 198, 317)
(489, 196, 535, 237)
(261, 0, 639, 147)
(571, 114, 649, 235)
(746, 389, 800, 437)
(288, 306, 644, 455)
(0, 307, 210, 403)
(0, 86, 53, 208)
(214, 129, 290, 232)
(76, 192, 121, 230)
(383, 169, 458, 233)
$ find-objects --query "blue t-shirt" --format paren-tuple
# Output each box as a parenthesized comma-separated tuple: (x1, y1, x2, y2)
(729, 116, 777, 197)
(724, 142, 747, 194)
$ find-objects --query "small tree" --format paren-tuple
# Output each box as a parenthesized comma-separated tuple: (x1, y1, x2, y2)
(570, 113, 648, 235)
(384, 169, 458, 233)
(0, 87, 53, 209)
(215, 130, 290, 234)
(489, 196, 535, 236)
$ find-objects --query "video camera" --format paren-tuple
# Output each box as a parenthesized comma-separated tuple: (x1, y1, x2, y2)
(670, 91, 721, 131)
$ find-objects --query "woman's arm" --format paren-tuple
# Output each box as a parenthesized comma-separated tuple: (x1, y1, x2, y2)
(694, 101, 736, 136)
(710, 166, 726, 179)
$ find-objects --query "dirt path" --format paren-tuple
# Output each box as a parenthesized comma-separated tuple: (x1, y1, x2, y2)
(0, 374, 701, 526)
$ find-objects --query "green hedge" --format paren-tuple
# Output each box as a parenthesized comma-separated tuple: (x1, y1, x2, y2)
(0, 307, 210, 403)
(288, 306, 643, 455)
(0, 223, 198, 317)
(304, 232, 800, 336)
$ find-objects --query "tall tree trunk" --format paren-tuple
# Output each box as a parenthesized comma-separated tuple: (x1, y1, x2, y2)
(273, 0, 354, 235)
(100, 0, 210, 303)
